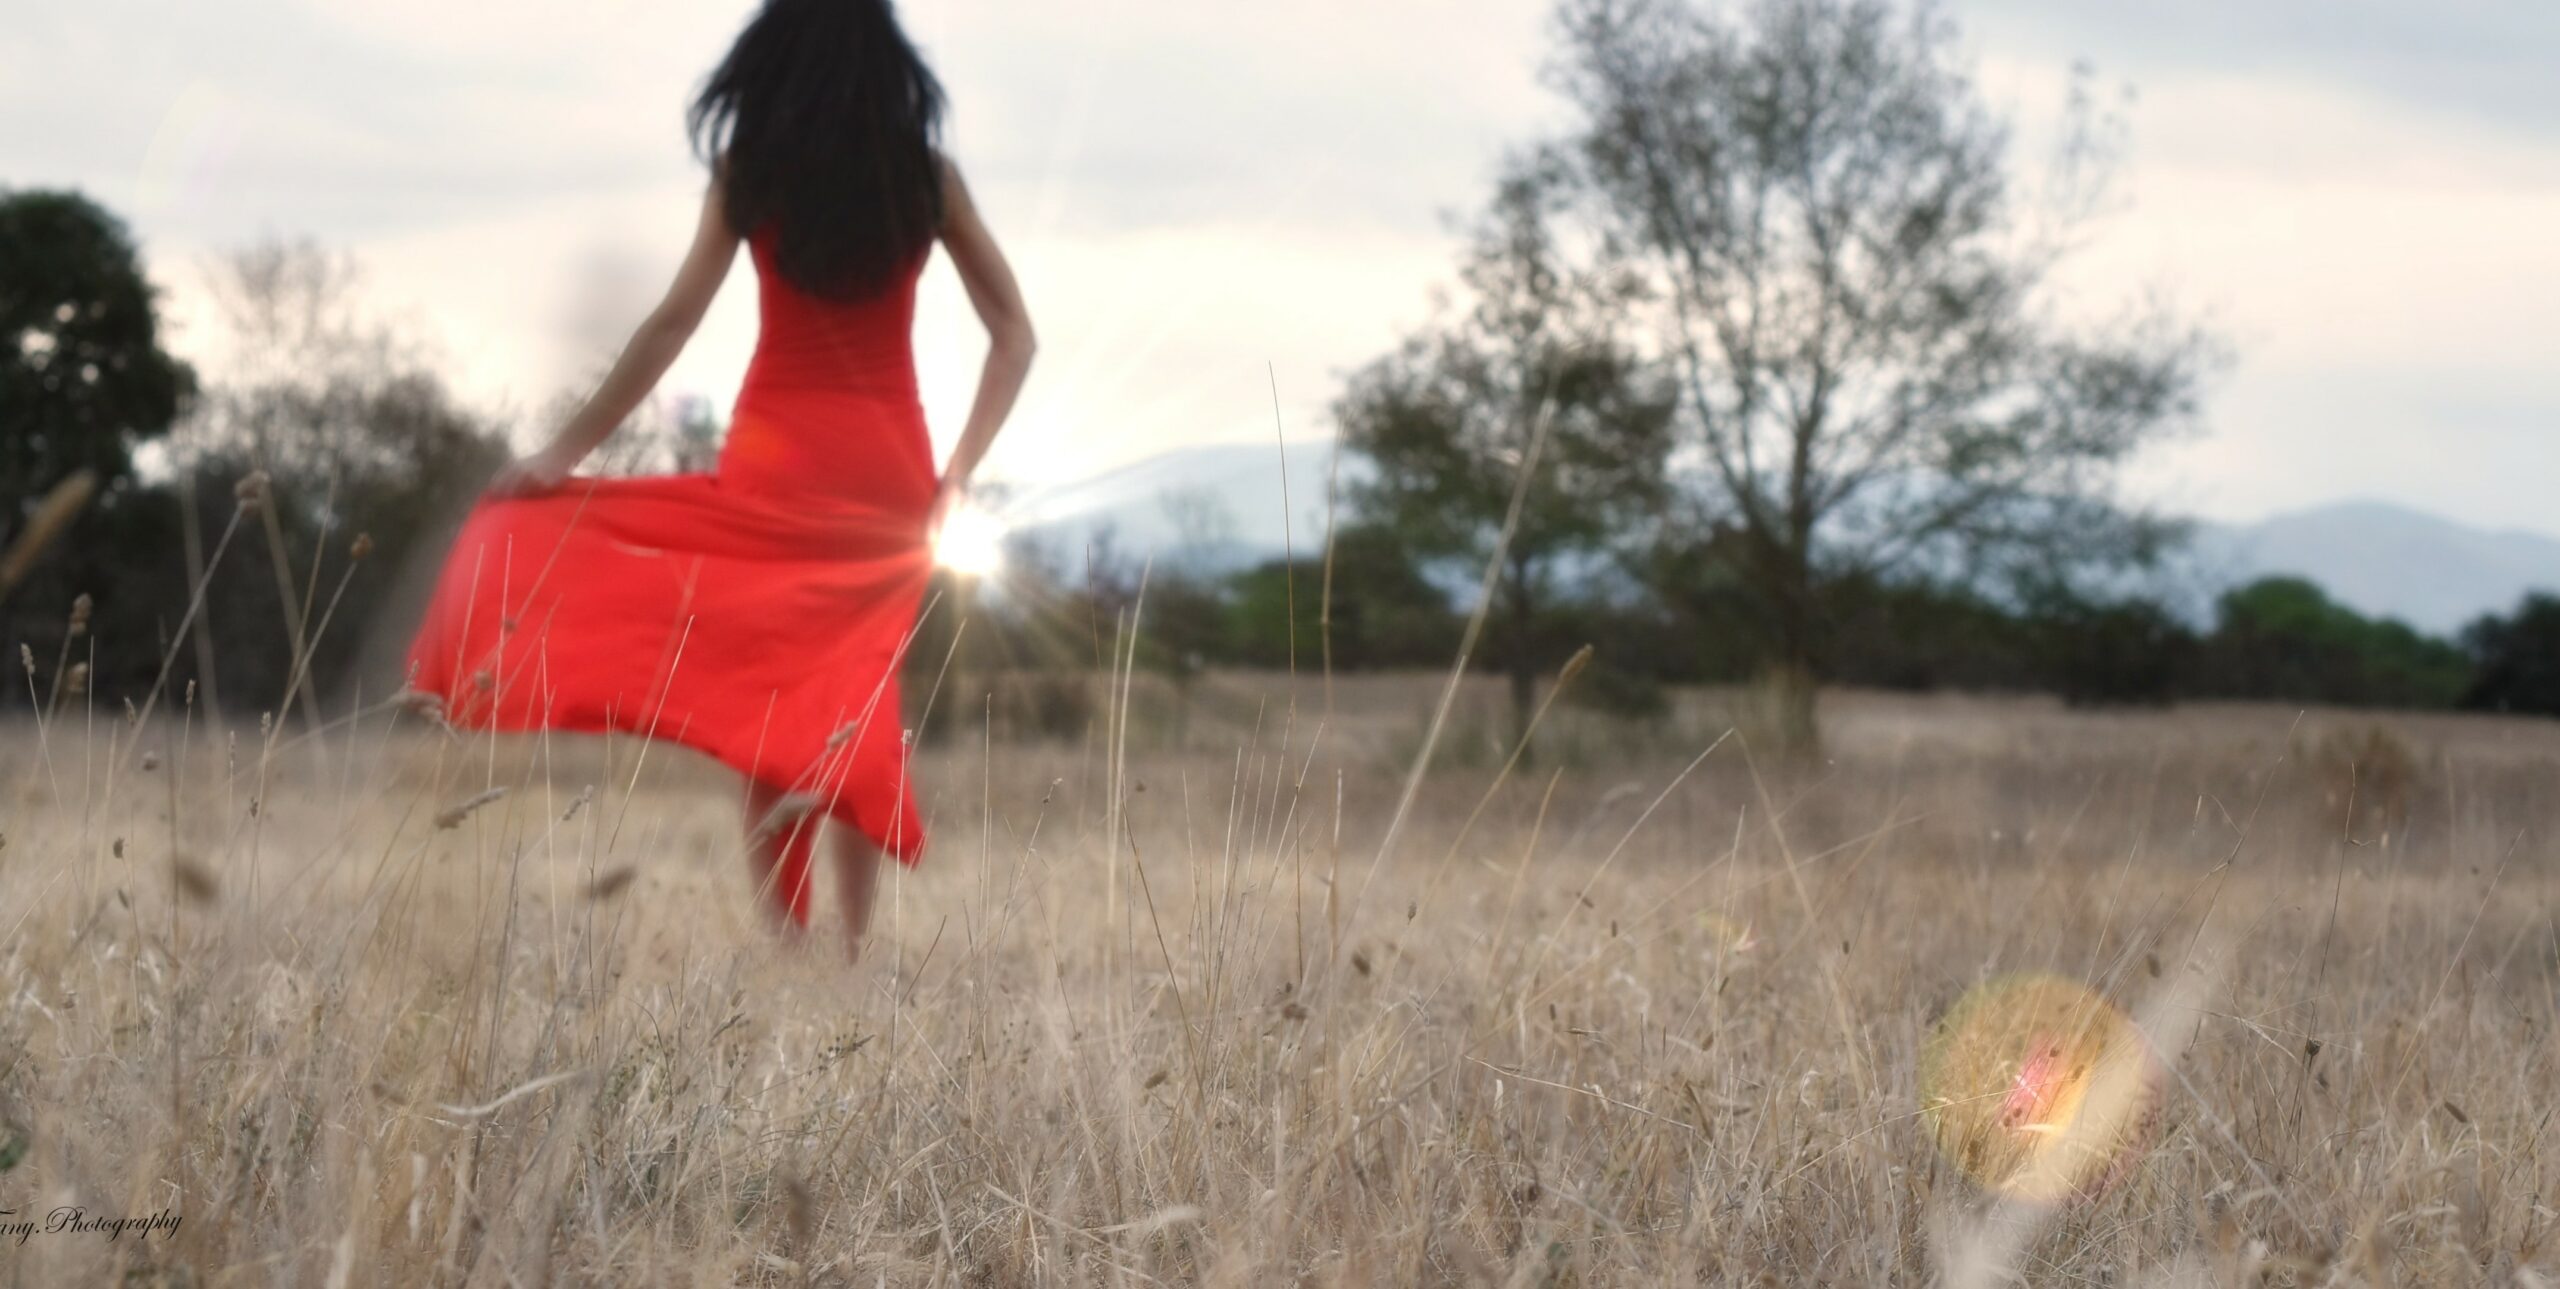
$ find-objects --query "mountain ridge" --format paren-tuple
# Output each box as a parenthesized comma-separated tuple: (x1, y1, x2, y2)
(999, 441, 2560, 635)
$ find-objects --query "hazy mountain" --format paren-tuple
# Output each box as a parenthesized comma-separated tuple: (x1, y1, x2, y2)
(1006, 444, 2560, 635)
(1001, 439, 1353, 577)
(2199, 500, 2560, 636)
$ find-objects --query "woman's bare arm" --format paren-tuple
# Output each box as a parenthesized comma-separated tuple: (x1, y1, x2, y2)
(930, 155, 1035, 524)
(496, 178, 742, 492)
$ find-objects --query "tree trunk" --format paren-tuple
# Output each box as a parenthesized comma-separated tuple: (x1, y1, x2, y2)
(1509, 658, 1538, 756)
(1759, 538, 1822, 760)
(1172, 673, 1192, 752)
(1506, 558, 1538, 759)
(1761, 657, 1821, 762)
(175, 475, 224, 724)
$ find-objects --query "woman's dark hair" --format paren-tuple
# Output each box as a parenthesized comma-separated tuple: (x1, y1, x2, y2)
(688, 0, 946, 301)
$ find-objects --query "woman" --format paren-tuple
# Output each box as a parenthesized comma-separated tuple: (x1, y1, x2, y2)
(403, 0, 1033, 957)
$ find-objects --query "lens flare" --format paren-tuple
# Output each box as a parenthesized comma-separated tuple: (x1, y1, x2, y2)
(934, 503, 1008, 578)
(1919, 973, 2163, 1205)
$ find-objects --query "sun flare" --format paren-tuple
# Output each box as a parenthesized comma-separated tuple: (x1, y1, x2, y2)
(934, 502, 1009, 578)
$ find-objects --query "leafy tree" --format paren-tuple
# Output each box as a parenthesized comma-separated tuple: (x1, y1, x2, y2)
(176, 375, 507, 712)
(2031, 593, 2196, 708)
(2199, 577, 2465, 709)
(1335, 157, 1677, 745)
(1823, 572, 2041, 693)
(1547, 0, 2218, 749)
(0, 189, 194, 506)
(2460, 594, 2560, 717)
(1, 189, 197, 705)
(1227, 525, 1459, 673)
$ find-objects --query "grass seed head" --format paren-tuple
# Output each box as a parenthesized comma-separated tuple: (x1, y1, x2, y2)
(434, 786, 509, 830)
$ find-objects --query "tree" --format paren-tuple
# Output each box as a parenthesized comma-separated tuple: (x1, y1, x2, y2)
(1, 189, 197, 705)
(0, 189, 194, 506)
(171, 240, 510, 713)
(1548, 0, 2218, 749)
(2031, 593, 2195, 708)
(2199, 577, 2466, 710)
(2461, 594, 2560, 718)
(1335, 156, 1678, 745)
(1227, 524, 1460, 673)
(1823, 571, 2041, 693)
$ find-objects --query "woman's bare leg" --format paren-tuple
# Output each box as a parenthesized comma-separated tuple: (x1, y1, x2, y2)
(742, 780, 820, 931)
(831, 830, 885, 960)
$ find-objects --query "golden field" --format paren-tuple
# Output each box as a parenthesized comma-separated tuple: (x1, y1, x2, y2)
(2, 676, 2556, 1285)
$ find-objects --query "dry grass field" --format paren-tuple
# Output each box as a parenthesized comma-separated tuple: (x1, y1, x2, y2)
(3, 674, 2557, 1285)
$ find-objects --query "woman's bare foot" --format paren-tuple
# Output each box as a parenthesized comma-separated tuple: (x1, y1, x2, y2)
(743, 782, 826, 930)
(833, 832, 884, 962)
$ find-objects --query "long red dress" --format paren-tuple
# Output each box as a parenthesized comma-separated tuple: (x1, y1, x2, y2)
(404, 229, 938, 878)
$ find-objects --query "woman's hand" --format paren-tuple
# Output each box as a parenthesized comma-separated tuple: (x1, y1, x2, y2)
(499, 179, 738, 502)
(927, 473, 967, 542)
(488, 445, 577, 498)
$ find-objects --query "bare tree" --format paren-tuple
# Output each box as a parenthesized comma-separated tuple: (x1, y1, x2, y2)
(175, 240, 508, 713)
(1336, 154, 1678, 747)
(1549, 0, 2220, 748)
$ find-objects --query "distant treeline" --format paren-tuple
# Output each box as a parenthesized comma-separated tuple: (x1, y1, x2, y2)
(906, 527, 2560, 743)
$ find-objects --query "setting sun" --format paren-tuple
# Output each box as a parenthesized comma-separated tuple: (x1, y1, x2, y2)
(934, 501, 1008, 578)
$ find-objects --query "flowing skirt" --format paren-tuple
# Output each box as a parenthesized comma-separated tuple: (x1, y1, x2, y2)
(402, 391, 939, 864)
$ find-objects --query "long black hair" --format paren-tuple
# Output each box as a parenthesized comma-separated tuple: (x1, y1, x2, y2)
(688, 0, 946, 302)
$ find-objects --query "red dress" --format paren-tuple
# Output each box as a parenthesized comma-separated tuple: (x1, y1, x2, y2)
(405, 229, 938, 877)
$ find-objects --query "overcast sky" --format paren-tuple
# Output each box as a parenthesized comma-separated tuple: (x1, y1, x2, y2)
(9, 0, 2557, 533)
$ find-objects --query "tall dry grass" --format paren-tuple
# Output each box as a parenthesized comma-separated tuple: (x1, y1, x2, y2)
(2, 675, 2557, 1285)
